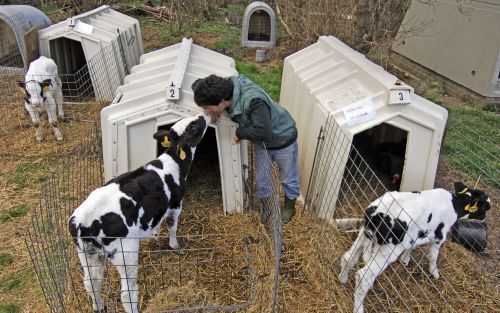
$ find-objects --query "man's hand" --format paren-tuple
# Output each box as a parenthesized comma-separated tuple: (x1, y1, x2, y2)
(233, 135, 240, 144)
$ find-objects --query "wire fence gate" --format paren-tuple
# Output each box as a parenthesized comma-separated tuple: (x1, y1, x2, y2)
(300, 113, 498, 313)
(25, 120, 285, 312)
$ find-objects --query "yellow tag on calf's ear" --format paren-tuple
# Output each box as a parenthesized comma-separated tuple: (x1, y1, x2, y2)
(179, 148, 186, 160)
(42, 85, 51, 93)
(457, 187, 468, 195)
(19, 87, 25, 94)
(161, 136, 170, 148)
(464, 201, 478, 213)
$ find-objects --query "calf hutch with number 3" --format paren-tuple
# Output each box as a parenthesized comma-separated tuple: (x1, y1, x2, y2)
(280, 36, 448, 206)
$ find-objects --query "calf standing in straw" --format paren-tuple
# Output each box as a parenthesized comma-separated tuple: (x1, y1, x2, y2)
(69, 113, 212, 313)
(18, 56, 64, 141)
(339, 182, 491, 313)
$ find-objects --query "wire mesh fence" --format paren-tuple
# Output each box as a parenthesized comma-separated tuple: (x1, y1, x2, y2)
(297, 113, 498, 313)
(25, 120, 285, 312)
(0, 10, 26, 69)
(442, 120, 499, 188)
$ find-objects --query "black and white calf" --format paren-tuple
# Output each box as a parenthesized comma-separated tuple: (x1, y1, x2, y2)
(18, 56, 64, 141)
(69, 113, 211, 313)
(339, 182, 491, 313)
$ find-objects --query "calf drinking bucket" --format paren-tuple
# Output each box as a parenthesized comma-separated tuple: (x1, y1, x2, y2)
(451, 221, 488, 252)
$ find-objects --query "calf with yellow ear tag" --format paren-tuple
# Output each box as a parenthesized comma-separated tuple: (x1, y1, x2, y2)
(69, 112, 211, 313)
(20, 56, 65, 141)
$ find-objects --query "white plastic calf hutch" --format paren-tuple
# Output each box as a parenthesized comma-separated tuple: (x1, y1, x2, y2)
(280, 36, 448, 203)
(101, 38, 248, 214)
(38, 5, 143, 101)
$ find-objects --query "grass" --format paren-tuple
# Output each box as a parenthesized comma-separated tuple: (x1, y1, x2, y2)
(0, 268, 36, 294)
(35, 3, 60, 16)
(0, 252, 13, 268)
(6, 160, 53, 187)
(440, 104, 499, 186)
(0, 204, 29, 223)
(0, 303, 19, 313)
(236, 62, 283, 102)
(0, 276, 22, 293)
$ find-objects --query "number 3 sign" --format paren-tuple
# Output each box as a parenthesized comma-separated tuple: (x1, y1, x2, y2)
(388, 87, 411, 105)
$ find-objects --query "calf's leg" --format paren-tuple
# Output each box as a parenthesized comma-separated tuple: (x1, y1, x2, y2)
(111, 238, 140, 313)
(339, 228, 367, 284)
(76, 246, 105, 312)
(55, 80, 64, 118)
(24, 103, 43, 141)
(46, 99, 63, 141)
(353, 244, 404, 313)
(165, 207, 181, 250)
(427, 241, 444, 279)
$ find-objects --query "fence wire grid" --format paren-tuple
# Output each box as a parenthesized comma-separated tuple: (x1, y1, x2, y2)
(301, 113, 498, 313)
(25, 121, 285, 312)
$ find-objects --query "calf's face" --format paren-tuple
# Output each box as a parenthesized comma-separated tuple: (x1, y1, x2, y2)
(454, 182, 491, 221)
(18, 79, 52, 107)
(153, 112, 211, 151)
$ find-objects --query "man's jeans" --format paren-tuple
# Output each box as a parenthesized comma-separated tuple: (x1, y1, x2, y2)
(255, 141, 301, 200)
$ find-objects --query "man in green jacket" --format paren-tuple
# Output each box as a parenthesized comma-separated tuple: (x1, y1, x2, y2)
(192, 74, 300, 223)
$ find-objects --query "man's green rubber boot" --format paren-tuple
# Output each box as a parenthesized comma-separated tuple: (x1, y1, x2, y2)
(281, 197, 296, 223)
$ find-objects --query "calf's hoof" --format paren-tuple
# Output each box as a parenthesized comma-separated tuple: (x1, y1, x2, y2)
(35, 129, 43, 141)
(338, 272, 348, 285)
(54, 129, 63, 141)
(430, 271, 440, 279)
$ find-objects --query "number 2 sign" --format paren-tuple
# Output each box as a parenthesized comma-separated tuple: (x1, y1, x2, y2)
(166, 82, 180, 100)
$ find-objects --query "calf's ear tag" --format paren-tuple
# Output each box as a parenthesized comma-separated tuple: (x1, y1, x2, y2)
(19, 87, 25, 94)
(42, 85, 51, 93)
(457, 187, 468, 195)
(465, 201, 478, 213)
(179, 148, 186, 160)
(161, 136, 170, 148)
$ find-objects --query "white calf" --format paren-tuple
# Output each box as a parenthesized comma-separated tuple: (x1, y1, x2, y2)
(69, 113, 211, 313)
(18, 56, 64, 141)
(339, 182, 491, 313)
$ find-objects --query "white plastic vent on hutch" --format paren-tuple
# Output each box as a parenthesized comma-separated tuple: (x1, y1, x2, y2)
(101, 38, 248, 214)
(241, 1, 277, 48)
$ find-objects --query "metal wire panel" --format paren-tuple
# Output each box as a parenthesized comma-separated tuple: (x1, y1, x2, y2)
(443, 121, 499, 188)
(248, 11, 271, 41)
(25, 127, 283, 312)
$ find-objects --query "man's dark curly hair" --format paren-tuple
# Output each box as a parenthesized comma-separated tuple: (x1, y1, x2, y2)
(192, 74, 233, 107)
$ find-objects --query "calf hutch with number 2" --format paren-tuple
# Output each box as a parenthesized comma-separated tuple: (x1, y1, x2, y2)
(101, 38, 248, 214)
(280, 36, 448, 214)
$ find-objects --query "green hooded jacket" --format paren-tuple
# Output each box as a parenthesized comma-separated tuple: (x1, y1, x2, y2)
(227, 75, 297, 149)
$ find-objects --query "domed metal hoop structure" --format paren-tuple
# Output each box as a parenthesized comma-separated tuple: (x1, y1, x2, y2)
(0, 5, 51, 70)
